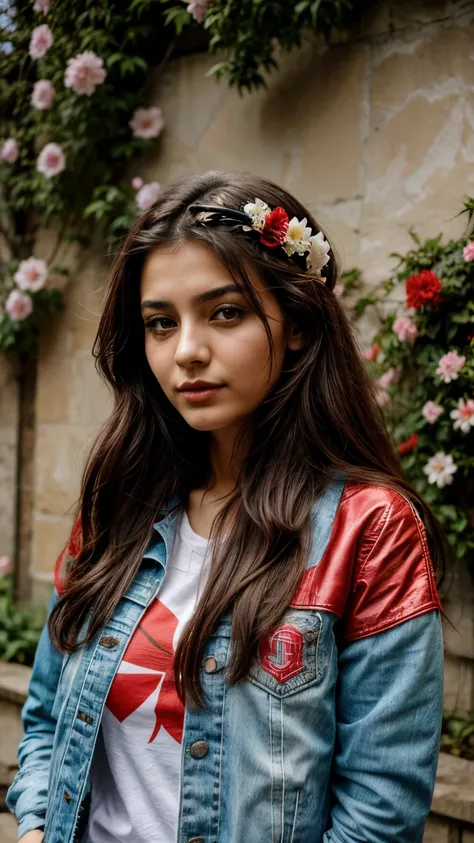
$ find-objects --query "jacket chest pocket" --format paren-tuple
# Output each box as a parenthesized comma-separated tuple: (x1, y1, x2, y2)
(248, 609, 327, 698)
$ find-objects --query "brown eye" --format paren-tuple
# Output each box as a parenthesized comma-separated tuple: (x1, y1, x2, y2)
(213, 306, 244, 322)
(144, 317, 175, 332)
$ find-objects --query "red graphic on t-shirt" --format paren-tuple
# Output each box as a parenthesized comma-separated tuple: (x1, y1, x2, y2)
(106, 599, 185, 744)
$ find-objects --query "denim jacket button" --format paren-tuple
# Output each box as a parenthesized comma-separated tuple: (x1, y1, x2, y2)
(304, 630, 317, 643)
(99, 636, 119, 648)
(190, 740, 209, 758)
(204, 656, 217, 673)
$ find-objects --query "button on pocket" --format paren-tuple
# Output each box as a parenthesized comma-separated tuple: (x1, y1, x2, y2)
(248, 610, 325, 698)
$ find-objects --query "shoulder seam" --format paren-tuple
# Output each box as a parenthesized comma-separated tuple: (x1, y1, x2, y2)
(357, 501, 393, 575)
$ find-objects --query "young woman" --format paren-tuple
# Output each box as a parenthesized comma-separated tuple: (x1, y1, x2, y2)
(8, 171, 445, 843)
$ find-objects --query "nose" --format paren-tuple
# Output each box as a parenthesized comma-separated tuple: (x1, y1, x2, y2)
(174, 320, 211, 368)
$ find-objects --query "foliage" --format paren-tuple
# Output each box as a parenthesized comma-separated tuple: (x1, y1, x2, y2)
(203, 0, 358, 91)
(441, 712, 474, 761)
(346, 199, 474, 566)
(162, 0, 361, 91)
(0, 575, 46, 666)
(0, 0, 171, 356)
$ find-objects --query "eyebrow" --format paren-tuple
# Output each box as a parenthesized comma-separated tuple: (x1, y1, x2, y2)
(141, 284, 241, 312)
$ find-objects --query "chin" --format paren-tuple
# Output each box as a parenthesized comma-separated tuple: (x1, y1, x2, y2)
(182, 410, 242, 432)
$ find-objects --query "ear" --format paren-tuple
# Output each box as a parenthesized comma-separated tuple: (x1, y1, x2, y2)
(287, 324, 305, 352)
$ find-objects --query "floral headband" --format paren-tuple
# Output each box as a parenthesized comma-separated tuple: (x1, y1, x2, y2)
(188, 198, 331, 281)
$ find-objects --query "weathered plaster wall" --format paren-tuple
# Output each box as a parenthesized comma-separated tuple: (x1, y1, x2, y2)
(25, 0, 474, 655)
(0, 361, 18, 565)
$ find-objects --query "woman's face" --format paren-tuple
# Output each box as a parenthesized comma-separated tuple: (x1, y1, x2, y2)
(140, 240, 303, 432)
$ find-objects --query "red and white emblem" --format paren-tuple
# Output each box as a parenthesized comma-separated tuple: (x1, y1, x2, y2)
(259, 623, 304, 683)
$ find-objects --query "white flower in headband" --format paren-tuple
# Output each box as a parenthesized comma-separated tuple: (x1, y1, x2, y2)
(307, 231, 331, 274)
(283, 216, 313, 257)
(243, 198, 270, 231)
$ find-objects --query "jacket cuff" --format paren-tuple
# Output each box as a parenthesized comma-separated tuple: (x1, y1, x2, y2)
(17, 812, 46, 839)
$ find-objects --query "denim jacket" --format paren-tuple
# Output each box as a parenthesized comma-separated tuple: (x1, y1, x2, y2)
(7, 478, 444, 843)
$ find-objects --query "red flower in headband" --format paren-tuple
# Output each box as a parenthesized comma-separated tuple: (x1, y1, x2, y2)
(260, 206, 289, 248)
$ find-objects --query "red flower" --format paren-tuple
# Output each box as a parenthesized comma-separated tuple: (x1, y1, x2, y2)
(397, 433, 418, 456)
(363, 343, 381, 362)
(260, 206, 289, 248)
(405, 270, 442, 309)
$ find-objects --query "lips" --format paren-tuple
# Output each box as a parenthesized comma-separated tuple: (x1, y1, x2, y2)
(177, 382, 223, 392)
(178, 385, 225, 402)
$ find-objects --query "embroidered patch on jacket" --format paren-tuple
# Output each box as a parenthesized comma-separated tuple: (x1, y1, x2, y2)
(259, 624, 304, 683)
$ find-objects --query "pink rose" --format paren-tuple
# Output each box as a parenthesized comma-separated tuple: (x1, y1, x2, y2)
(6, 290, 33, 321)
(14, 257, 48, 292)
(129, 106, 164, 139)
(463, 242, 474, 262)
(0, 556, 13, 576)
(33, 0, 51, 12)
(333, 282, 345, 299)
(31, 79, 55, 110)
(422, 401, 443, 424)
(187, 0, 208, 22)
(64, 51, 106, 96)
(131, 176, 144, 190)
(0, 138, 19, 163)
(376, 388, 390, 407)
(29, 24, 54, 59)
(377, 367, 398, 389)
(393, 315, 418, 343)
(36, 142, 66, 178)
(436, 351, 466, 383)
(136, 181, 161, 212)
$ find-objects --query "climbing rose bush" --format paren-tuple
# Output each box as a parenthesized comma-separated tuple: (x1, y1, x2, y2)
(352, 199, 474, 564)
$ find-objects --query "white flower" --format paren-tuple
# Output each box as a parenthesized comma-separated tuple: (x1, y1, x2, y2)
(136, 181, 161, 212)
(14, 257, 48, 292)
(129, 106, 164, 140)
(423, 452, 458, 488)
(0, 138, 19, 163)
(307, 230, 331, 272)
(243, 198, 270, 231)
(450, 398, 474, 434)
(36, 142, 66, 178)
(5, 290, 33, 321)
(284, 216, 312, 256)
(31, 79, 55, 110)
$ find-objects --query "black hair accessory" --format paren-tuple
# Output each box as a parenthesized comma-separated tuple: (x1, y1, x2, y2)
(188, 204, 252, 227)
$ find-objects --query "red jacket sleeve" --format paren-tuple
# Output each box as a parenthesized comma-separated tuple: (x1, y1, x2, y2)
(342, 492, 442, 641)
(290, 484, 442, 640)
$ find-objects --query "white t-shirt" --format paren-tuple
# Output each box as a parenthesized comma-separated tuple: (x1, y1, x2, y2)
(85, 507, 210, 843)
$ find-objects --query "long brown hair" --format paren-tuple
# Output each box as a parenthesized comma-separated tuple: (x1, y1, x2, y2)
(49, 170, 447, 707)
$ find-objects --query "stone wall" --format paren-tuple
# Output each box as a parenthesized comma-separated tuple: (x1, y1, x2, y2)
(4, 0, 473, 700)
(0, 361, 18, 568)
